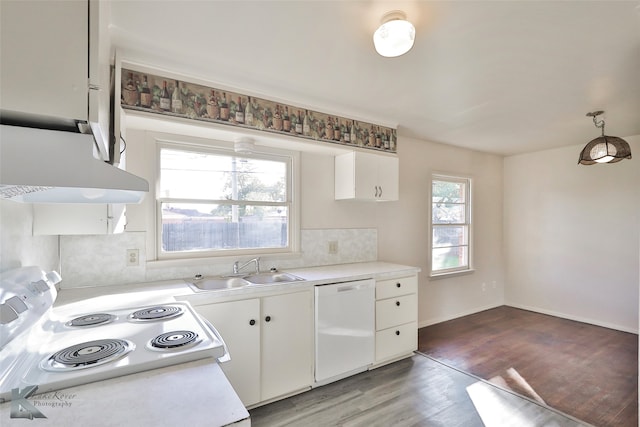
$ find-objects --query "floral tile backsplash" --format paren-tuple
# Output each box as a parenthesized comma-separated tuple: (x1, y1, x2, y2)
(59, 228, 377, 289)
(121, 68, 397, 153)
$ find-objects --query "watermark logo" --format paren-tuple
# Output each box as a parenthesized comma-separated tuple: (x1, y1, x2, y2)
(10, 386, 47, 419)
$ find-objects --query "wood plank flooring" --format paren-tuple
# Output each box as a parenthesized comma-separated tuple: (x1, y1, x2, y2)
(418, 306, 638, 427)
(249, 354, 588, 427)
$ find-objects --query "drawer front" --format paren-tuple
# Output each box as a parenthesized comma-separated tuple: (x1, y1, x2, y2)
(375, 321, 417, 362)
(376, 275, 418, 300)
(376, 294, 417, 331)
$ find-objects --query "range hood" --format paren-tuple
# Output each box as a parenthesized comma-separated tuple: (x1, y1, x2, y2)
(0, 124, 149, 204)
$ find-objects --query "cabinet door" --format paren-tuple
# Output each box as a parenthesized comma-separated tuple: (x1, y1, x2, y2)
(0, 0, 88, 121)
(377, 155, 399, 201)
(375, 293, 418, 331)
(261, 291, 313, 401)
(335, 151, 399, 201)
(375, 321, 418, 362)
(354, 151, 380, 200)
(194, 299, 261, 406)
(376, 275, 418, 300)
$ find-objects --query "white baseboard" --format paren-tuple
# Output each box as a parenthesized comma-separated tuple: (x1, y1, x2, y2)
(505, 302, 639, 335)
(419, 303, 638, 334)
(418, 303, 503, 328)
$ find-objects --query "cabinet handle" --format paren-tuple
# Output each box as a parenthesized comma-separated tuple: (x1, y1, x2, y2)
(396, 301, 400, 307)
(379, 186, 383, 198)
(265, 315, 271, 322)
(249, 319, 256, 326)
(396, 282, 401, 288)
(374, 186, 379, 198)
(395, 330, 400, 336)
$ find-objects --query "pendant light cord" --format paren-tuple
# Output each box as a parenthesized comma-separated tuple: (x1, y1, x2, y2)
(590, 113, 605, 136)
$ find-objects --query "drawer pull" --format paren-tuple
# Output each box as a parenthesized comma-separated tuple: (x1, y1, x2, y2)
(396, 282, 401, 288)
(395, 330, 400, 336)
(396, 301, 400, 306)
(249, 319, 256, 326)
(265, 315, 272, 322)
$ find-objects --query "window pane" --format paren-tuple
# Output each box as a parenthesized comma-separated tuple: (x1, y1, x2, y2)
(432, 203, 466, 224)
(161, 202, 288, 252)
(433, 225, 468, 248)
(432, 246, 468, 271)
(432, 180, 466, 204)
(160, 148, 286, 202)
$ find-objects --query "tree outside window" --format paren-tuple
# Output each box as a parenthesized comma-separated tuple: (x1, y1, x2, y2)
(431, 176, 471, 274)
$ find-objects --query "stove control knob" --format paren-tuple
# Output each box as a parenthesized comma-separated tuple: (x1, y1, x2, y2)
(6, 296, 27, 313)
(27, 280, 49, 295)
(0, 303, 19, 324)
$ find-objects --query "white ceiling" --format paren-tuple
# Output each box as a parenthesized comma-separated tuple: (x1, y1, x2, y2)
(109, 1, 640, 157)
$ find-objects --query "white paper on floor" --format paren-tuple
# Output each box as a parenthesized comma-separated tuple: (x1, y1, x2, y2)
(466, 381, 588, 427)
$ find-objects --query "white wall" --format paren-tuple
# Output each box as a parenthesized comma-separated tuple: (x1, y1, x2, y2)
(295, 136, 505, 327)
(57, 131, 507, 333)
(504, 136, 640, 333)
(0, 199, 59, 273)
(56, 135, 382, 288)
(379, 136, 505, 326)
(8, 125, 632, 336)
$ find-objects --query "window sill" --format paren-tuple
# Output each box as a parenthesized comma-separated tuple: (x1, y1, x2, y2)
(428, 269, 475, 281)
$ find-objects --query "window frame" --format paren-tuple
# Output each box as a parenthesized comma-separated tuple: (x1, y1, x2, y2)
(154, 139, 299, 261)
(429, 173, 473, 277)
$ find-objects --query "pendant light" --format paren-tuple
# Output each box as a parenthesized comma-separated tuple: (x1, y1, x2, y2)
(578, 111, 632, 165)
(373, 10, 415, 58)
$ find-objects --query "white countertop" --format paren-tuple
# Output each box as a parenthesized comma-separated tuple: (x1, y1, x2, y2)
(286, 261, 421, 284)
(3, 261, 418, 426)
(54, 261, 420, 308)
(0, 359, 249, 426)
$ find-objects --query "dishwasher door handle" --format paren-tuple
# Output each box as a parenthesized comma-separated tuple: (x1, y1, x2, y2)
(337, 285, 359, 292)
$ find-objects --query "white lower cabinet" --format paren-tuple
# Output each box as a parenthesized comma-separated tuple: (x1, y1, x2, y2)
(374, 274, 418, 364)
(194, 290, 313, 407)
(194, 299, 261, 406)
(261, 291, 314, 400)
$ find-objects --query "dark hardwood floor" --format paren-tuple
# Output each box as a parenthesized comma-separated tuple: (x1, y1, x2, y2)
(418, 306, 638, 427)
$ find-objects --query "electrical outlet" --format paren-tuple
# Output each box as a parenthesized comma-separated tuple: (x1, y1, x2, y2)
(481, 282, 486, 292)
(492, 281, 497, 289)
(127, 249, 139, 267)
(328, 241, 339, 254)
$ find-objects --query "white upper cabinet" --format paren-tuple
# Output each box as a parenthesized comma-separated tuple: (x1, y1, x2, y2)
(335, 151, 399, 201)
(0, 0, 111, 161)
(0, 1, 88, 121)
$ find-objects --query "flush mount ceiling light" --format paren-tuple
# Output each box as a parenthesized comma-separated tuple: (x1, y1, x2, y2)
(578, 111, 632, 165)
(373, 10, 415, 58)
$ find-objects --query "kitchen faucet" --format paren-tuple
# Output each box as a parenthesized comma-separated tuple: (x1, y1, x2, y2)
(233, 257, 260, 275)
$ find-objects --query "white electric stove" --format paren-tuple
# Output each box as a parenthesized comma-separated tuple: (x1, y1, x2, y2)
(0, 266, 227, 403)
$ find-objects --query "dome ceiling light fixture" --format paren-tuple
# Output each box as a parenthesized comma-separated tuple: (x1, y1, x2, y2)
(373, 10, 415, 58)
(578, 111, 632, 165)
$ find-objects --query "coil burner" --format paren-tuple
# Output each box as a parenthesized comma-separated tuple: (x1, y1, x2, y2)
(128, 305, 184, 321)
(149, 330, 200, 351)
(66, 313, 116, 327)
(41, 339, 134, 371)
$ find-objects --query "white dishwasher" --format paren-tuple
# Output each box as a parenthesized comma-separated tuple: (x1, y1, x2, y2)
(314, 278, 375, 384)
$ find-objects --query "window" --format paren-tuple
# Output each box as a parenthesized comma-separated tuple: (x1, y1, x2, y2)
(430, 175, 471, 275)
(157, 144, 294, 258)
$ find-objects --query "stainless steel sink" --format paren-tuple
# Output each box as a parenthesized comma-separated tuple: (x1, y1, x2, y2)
(190, 276, 250, 291)
(243, 272, 305, 285)
(188, 271, 304, 291)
